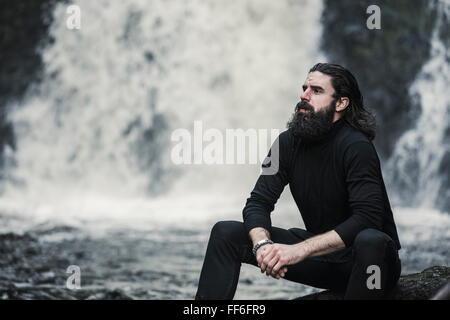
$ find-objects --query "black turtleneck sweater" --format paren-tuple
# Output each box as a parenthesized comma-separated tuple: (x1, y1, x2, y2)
(242, 117, 401, 250)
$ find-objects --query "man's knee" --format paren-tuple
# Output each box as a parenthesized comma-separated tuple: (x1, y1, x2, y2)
(353, 228, 394, 258)
(211, 220, 246, 241)
(350, 228, 401, 297)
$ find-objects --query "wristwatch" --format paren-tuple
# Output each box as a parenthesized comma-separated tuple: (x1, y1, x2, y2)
(252, 239, 274, 256)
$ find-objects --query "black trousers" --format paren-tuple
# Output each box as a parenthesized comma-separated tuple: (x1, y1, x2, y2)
(195, 221, 401, 300)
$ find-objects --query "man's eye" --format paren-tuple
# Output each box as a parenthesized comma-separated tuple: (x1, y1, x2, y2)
(313, 89, 319, 93)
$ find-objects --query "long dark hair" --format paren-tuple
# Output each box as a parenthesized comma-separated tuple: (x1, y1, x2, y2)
(309, 63, 376, 141)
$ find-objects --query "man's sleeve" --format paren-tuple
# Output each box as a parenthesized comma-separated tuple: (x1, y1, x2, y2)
(334, 141, 385, 247)
(242, 131, 291, 236)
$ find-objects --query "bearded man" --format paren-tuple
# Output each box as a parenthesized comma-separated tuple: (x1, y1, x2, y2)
(195, 63, 402, 300)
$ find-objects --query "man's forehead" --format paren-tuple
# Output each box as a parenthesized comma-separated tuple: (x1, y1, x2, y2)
(303, 71, 333, 89)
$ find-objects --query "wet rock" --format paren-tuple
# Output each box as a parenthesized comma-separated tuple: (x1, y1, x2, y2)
(85, 289, 134, 300)
(0, 231, 141, 300)
(296, 266, 450, 300)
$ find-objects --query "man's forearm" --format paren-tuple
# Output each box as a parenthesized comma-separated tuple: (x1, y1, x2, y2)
(297, 230, 346, 258)
(249, 227, 270, 246)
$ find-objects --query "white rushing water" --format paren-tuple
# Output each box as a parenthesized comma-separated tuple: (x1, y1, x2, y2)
(0, 0, 448, 262)
(0, 0, 326, 231)
(381, 1, 450, 270)
(385, 0, 450, 211)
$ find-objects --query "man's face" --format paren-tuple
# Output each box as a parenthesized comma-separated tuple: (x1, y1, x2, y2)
(287, 71, 339, 140)
(300, 71, 337, 115)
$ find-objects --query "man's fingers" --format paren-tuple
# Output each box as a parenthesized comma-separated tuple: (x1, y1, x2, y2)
(261, 250, 274, 273)
(259, 246, 275, 272)
(256, 248, 266, 267)
(266, 255, 279, 276)
(272, 263, 288, 278)
(271, 261, 283, 277)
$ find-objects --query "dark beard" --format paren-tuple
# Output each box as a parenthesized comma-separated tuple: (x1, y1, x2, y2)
(286, 100, 336, 142)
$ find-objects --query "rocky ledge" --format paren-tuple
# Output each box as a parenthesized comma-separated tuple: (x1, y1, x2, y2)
(296, 266, 450, 300)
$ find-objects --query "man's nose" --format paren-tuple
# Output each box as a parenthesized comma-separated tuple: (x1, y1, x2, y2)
(301, 89, 311, 101)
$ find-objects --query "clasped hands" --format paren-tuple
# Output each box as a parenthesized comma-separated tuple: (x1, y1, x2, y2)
(255, 242, 309, 279)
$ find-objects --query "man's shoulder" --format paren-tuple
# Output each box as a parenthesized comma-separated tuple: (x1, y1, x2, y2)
(278, 129, 296, 147)
(273, 129, 298, 160)
(335, 123, 381, 164)
(279, 129, 293, 139)
(336, 122, 372, 149)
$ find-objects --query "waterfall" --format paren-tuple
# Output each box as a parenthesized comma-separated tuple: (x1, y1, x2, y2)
(0, 0, 325, 230)
(385, 0, 450, 213)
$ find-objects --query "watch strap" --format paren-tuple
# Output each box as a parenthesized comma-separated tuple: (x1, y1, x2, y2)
(252, 239, 274, 256)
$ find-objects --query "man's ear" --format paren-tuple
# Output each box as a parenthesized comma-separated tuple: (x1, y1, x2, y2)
(335, 97, 350, 113)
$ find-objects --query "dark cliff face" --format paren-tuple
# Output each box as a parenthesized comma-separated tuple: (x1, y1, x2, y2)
(320, 0, 437, 160)
(320, 0, 450, 213)
(0, 0, 63, 172)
